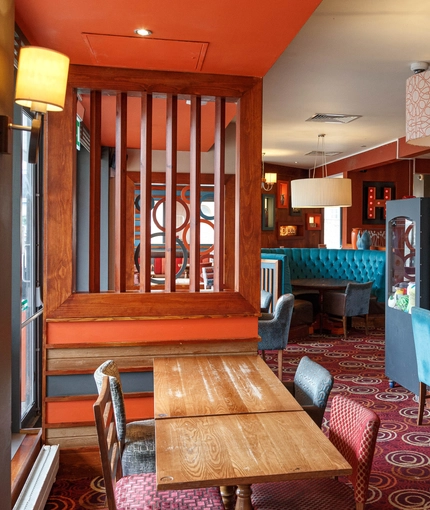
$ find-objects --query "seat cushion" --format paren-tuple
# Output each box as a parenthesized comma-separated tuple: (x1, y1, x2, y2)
(115, 472, 224, 509)
(122, 420, 156, 475)
(251, 477, 356, 510)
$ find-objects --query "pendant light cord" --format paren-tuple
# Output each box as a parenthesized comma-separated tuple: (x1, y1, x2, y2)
(312, 133, 327, 178)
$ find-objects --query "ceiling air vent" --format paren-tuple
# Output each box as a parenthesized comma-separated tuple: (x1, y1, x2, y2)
(306, 113, 362, 124)
(305, 150, 342, 157)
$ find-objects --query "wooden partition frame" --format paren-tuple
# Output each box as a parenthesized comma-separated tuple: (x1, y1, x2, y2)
(44, 65, 262, 321)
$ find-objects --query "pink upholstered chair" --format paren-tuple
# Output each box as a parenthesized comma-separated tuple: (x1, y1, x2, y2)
(251, 395, 380, 510)
(94, 375, 224, 510)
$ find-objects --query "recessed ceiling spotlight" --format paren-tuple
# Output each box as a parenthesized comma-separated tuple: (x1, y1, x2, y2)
(134, 28, 152, 37)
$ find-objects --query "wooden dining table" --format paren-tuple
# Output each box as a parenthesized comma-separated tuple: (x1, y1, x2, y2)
(154, 355, 352, 510)
(291, 278, 354, 332)
(153, 354, 303, 419)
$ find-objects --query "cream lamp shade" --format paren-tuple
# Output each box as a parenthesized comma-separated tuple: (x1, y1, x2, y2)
(291, 177, 352, 208)
(15, 47, 70, 113)
(406, 70, 430, 146)
(264, 173, 277, 185)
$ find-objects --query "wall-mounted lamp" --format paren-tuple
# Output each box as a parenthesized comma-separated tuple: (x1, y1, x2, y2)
(308, 216, 316, 228)
(261, 152, 277, 191)
(0, 46, 70, 164)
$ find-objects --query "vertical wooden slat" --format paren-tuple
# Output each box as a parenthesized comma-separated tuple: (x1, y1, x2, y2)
(214, 97, 226, 292)
(89, 90, 102, 292)
(165, 95, 178, 292)
(235, 81, 262, 310)
(224, 175, 235, 289)
(189, 96, 202, 292)
(114, 93, 128, 292)
(140, 94, 153, 292)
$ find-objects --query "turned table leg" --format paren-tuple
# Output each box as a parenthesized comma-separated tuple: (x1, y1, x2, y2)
(235, 485, 253, 510)
(220, 485, 236, 509)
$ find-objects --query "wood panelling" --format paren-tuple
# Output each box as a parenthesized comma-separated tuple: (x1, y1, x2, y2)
(346, 160, 412, 243)
(46, 291, 258, 320)
(45, 340, 258, 372)
(67, 65, 260, 98)
(45, 425, 98, 448)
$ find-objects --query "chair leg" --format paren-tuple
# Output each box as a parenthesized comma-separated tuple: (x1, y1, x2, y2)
(261, 350, 266, 362)
(343, 316, 348, 339)
(364, 314, 369, 335)
(277, 350, 283, 380)
(418, 381, 426, 425)
(355, 502, 364, 510)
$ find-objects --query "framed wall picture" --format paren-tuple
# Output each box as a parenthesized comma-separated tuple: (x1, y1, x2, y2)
(277, 181, 289, 208)
(262, 194, 275, 231)
(306, 213, 321, 230)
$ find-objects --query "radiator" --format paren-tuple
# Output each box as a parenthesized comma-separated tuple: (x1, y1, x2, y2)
(13, 444, 60, 510)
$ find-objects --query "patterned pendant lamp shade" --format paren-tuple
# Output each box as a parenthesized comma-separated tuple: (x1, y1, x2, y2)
(406, 70, 430, 146)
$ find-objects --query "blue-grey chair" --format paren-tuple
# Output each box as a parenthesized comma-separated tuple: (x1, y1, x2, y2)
(283, 355, 334, 428)
(323, 281, 373, 338)
(258, 294, 294, 380)
(411, 307, 430, 425)
(94, 360, 156, 475)
(260, 289, 273, 313)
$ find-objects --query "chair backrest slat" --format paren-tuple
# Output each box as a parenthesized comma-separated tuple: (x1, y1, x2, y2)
(94, 375, 123, 510)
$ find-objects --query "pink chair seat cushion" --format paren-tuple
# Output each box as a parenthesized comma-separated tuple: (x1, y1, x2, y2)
(252, 477, 356, 510)
(115, 472, 224, 509)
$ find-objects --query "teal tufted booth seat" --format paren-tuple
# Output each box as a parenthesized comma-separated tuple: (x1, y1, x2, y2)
(261, 248, 386, 302)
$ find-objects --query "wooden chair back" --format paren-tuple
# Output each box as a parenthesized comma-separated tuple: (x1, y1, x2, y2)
(93, 375, 122, 510)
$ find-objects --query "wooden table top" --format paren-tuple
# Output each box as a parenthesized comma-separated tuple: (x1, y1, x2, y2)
(153, 355, 303, 419)
(291, 278, 353, 290)
(156, 411, 352, 490)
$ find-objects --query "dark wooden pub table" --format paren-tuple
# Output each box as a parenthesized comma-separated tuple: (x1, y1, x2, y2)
(291, 278, 354, 333)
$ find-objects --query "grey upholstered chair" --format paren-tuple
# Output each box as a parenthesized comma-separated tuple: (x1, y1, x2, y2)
(258, 294, 295, 380)
(260, 289, 273, 313)
(323, 281, 373, 338)
(283, 355, 334, 428)
(94, 360, 155, 475)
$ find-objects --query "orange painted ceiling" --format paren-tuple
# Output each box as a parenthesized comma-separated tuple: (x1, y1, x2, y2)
(15, 0, 322, 77)
(14, 0, 322, 151)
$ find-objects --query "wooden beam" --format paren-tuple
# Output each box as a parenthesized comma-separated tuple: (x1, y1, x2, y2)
(214, 97, 226, 292)
(165, 95, 178, 292)
(140, 93, 153, 292)
(89, 90, 101, 292)
(189, 96, 202, 292)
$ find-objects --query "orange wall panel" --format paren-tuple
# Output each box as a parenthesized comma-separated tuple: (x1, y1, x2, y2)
(47, 316, 257, 345)
(45, 396, 154, 424)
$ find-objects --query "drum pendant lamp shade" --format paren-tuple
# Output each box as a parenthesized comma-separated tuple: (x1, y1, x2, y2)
(291, 134, 352, 208)
(291, 177, 352, 208)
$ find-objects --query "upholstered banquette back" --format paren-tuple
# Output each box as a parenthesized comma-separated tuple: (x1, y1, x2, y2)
(261, 248, 386, 302)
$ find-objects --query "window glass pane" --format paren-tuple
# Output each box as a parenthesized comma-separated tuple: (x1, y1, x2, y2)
(21, 113, 35, 322)
(19, 110, 40, 426)
(324, 207, 341, 248)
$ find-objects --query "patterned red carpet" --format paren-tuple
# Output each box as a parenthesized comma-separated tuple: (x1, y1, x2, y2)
(45, 327, 430, 509)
